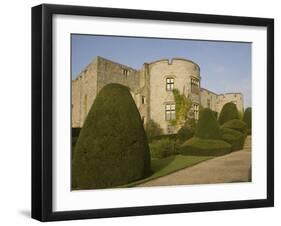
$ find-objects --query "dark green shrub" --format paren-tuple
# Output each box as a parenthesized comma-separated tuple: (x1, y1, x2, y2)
(218, 102, 239, 125)
(212, 110, 218, 119)
(243, 107, 252, 134)
(71, 128, 81, 160)
(72, 83, 151, 189)
(72, 127, 81, 138)
(177, 126, 195, 143)
(221, 127, 246, 151)
(222, 119, 247, 134)
(71, 136, 78, 159)
(149, 138, 179, 159)
(152, 134, 177, 141)
(180, 137, 231, 156)
(195, 108, 222, 139)
(145, 119, 163, 141)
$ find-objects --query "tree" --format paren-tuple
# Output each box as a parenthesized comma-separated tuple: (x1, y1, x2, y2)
(72, 83, 151, 189)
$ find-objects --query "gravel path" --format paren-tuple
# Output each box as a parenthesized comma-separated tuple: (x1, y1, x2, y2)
(138, 136, 252, 187)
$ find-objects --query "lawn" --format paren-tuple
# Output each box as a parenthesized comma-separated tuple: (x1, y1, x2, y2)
(119, 154, 213, 187)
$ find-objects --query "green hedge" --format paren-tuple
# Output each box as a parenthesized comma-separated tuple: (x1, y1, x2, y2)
(151, 134, 177, 141)
(195, 108, 222, 139)
(243, 107, 252, 134)
(177, 125, 195, 143)
(222, 119, 247, 134)
(221, 127, 246, 151)
(180, 137, 231, 156)
(149, 138, 179, 159)
(218, 102, 239, 125)
(212, 110, 218, 119)
(72, 83, 151, 189)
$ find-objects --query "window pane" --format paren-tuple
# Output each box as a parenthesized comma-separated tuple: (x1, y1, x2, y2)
(171, 111, 176, 120)
(166, 111, 171, 120)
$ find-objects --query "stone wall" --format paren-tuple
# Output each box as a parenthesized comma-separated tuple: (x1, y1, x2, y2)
(200, 88, 244, 114)
(217, 93, 244, 113)
(148, 58, 200, 133)
(72, 57, 144, 128)
(72, 56, 245, 133)
(72, 59, 98, 128)
(200, 88, 220, 113)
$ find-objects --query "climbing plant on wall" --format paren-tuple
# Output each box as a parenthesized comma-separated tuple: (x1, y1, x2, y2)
(170, 89, 192, 127)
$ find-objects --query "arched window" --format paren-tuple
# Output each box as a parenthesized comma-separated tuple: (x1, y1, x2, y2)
(166, 77, 174, 91)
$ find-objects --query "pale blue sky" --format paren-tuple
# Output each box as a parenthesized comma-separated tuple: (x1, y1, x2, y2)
(71, 34, 252, 107)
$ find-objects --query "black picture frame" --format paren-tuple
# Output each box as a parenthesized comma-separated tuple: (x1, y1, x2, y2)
(32, 3, 274, 222)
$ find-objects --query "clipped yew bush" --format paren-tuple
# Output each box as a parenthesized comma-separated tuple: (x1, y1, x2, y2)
(72, 83, 151, 189)
(243, 107, 252, 134)
(195, 108, 222, 139)
(149, 138, 179, 159)
(177, 126, 194, 143)
(222, 119, 247, 134)
(180, 137, 231, 156)
(221, 127, 246, 151)
(180, 108, 231, 156)
(218, 102, 239, 125)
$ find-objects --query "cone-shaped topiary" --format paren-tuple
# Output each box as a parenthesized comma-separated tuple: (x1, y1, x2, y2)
(218, 102, 239, 125)
(72, 83, 151, 189)
(195, 108, 222, 139)
(243, 107, 252, 131)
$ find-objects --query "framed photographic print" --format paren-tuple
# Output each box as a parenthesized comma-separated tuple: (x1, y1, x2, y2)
(31, 4, 274, 222)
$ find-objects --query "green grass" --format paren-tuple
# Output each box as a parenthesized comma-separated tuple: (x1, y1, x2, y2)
(119, 154, 213, 187)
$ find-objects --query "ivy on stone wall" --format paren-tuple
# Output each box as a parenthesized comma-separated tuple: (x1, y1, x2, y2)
(170, 89, 192, 127)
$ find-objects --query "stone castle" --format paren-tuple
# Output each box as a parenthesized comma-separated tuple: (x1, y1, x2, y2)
(72, 56, 243, 134)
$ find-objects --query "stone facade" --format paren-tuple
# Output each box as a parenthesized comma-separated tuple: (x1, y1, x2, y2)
(72, 56, 244, 133)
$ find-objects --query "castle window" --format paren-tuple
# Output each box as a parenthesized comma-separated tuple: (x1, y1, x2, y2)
(165, 104, 176, 121)
(193, 103, 199, 120)
(191, 78, 200, 94)
(141, 96, 146, 104)
(166, 78, 174, 91)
